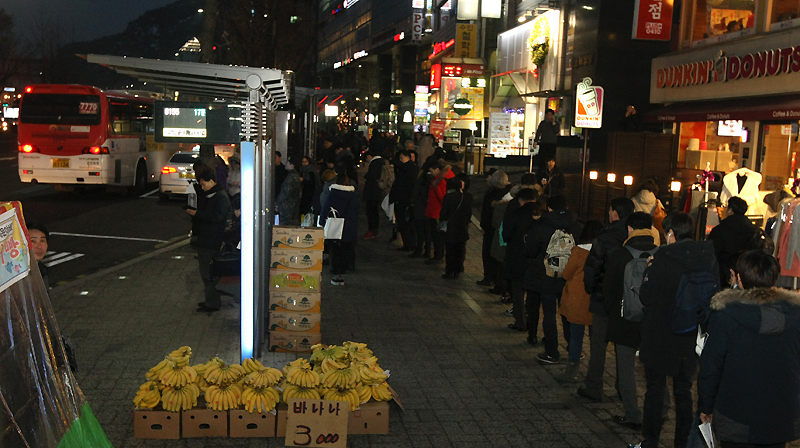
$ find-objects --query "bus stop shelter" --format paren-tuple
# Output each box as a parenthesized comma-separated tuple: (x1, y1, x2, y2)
(86, 54, 292, 360)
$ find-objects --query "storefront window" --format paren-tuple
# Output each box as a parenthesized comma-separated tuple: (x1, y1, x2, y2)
(769, 0, 800, 31)
(684, 0, 757, 47)
(677, 121, 743, 171)
(760, 122, 800, 190)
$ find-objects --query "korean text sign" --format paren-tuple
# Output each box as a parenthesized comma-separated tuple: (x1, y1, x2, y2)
(0, 207, 30, 294)
(632, 0, 673, 41)
(574, 77, 604, 129)
(285, 399, 348, 447)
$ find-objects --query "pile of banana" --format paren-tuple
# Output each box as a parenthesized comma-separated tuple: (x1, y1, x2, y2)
(133, 341, 393, 414)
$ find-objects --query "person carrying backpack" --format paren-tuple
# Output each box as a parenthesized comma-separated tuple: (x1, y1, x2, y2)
(628, 212, 720, 448)
(523, 194, 582, 364)
(602, 212, 660, 431)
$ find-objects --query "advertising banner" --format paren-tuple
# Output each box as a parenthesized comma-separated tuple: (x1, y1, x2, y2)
(489, 113, 513, 158)
(574, 77, 604, 129)
(632, 0, 673, 41)
(0, 207, 30, 294)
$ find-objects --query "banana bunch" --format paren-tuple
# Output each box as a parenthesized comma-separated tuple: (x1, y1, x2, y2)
(161, 384, 200, 412)
(242, 357, 265, 374)
(282, 384, 321, 402)
(204, 362, 245, 385)
(370, 382, 392, 402)
(283, 358, 311, 377)
(205, 383, 243, 411)
(320, 358, 347, 373)
(354, 361, 387, 384)
(242, 386, 281, 413)
(159, 362, 198, 388)
(169, 346, 192, 359)
(355, 383, 371, 404)
(285, 364, 320, 388)
(145, 358, 172, 381)
(244, 367, 283, 388)
(321, 364, 358, 389)
(133, 381, 161, 409)
(324, 388, 361, 411)
(310, 345, 348, 365)
(343, 341, 374, 361)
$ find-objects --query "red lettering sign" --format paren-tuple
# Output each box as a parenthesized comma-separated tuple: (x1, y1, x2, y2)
(430, 64, 441, 89)
(632, 0, 673, 41)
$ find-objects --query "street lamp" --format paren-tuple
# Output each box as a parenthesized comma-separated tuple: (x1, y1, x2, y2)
(587, 171, 599, 220)
(670, 181, 682, 212)
(623, 175, 634, 198)
(605, 173, 616, 221)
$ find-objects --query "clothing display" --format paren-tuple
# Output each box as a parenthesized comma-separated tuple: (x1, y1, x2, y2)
(773, 198, 800, 279)
(720, 168, 762, 213)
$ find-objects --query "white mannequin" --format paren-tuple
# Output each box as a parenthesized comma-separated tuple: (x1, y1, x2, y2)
(720, 168, 762, 214)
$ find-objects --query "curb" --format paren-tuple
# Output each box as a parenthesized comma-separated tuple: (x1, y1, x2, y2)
(51, 237, 192, 294)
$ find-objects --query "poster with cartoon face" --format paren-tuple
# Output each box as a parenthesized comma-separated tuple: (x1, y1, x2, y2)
(0, 207, 30, 293)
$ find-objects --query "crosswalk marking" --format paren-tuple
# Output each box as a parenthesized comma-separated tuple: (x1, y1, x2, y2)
(42, 252, 85, 267)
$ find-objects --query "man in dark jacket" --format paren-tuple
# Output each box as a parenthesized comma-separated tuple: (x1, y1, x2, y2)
(579, 196, 635, 401)
(708, 196, 762, 287)
(603, 212, 658, 430)
(439, 177, 474, 279)
(478, 169, 509, 287)
(524, 194, 582, 363)
(698, 251, 800, 447)
(502, 188, 540, 332)
(389, 150, 418, 251)
(362, 152, 386, 240)
(274, 151, 288, 198)
(188, 170, 232, 312)
(536, 156, 565, 198)
(634, 212, 719, 448)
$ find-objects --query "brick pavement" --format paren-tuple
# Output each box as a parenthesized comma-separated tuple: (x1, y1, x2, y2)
(46, 177, 794, 447)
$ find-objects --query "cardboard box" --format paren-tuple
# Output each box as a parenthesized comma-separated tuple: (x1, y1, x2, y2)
(716, 151, 734, 172)
(269, 291, 321, 313)
(229, 410, 276, 438)
(272, 226, 324, 251)
(276, 402, 391, 436)
(270, 249, 323, 271)
(181, 408, 228, 437)
(685, 149, 717, 170)
(348, 401, 390, 434)
(269, 311, 321, 333)
(269, 270, 321, 292)
(269, 331, 321, 352)
(133, 408, 180, 439)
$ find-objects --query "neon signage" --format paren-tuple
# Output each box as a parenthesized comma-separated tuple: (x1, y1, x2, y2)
(428, 39, 455, 59)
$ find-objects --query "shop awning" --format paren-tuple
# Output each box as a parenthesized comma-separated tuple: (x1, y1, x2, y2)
(645, 94, 800, 123)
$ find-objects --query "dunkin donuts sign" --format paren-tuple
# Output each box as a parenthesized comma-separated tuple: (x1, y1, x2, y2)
(656, 45, 800, 89)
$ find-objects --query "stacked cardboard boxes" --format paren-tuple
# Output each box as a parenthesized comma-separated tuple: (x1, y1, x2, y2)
(268, 226, 324, 353)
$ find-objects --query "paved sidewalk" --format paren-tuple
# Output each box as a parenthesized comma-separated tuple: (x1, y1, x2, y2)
(48, 184, 789, 447)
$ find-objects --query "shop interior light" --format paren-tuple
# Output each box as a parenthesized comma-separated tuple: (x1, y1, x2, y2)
(368, 113, 374, 123)
(623, 175, 634, 186)
(461, 78, 471, 88)
(477, 78, 486, 87)
(428, 104, 437, 114)
(403, 111, 412, 123)
(373, 93, 380, 98)
(670, 180, 682, 192)
(395, 89, 403, 94)
(607, 173, 616, 183)
(589, 171, 598, 180)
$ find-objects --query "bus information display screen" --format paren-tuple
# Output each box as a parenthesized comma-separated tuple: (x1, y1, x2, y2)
(162, 107, 207, 138)
(155, 101, 241, 144)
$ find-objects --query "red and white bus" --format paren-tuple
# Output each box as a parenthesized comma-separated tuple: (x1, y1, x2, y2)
(17, 85, 185, 192)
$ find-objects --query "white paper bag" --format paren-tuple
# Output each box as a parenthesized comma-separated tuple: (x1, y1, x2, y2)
(323, 208, 344, 240)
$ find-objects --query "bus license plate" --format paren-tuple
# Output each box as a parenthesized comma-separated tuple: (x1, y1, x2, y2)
(179, 172, 194, 179)
(52, 158, 70, 168)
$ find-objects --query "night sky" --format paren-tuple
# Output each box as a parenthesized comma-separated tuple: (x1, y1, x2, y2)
(6, 0, 178, 43)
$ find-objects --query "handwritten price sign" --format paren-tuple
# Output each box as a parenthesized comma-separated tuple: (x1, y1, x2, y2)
(285, 398, 348, 447)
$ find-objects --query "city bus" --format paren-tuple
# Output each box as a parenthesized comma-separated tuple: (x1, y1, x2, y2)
(17, 85, 185, 193)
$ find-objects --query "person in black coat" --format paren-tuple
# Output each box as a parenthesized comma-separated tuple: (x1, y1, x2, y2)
(389, 150, 418, 252)
(635, 212, 719, 448)
(698, 251, 800, 447)
(502, 188, 542, 332)
(708, 196, 762, 287)
(524, 195, 582, 363)
(602, 212, 658, 430)
(274, 151, 288, 198)
(439, 177, 474, 279)
(536, 156, 565, 197)
(362, 152, 386, 239)
(578, 196, 635, 401)
(320, 174, 359, 286)
(409, 162, 434, 258)
(188, 170, 232, 312)
(477, 169, 510, 288)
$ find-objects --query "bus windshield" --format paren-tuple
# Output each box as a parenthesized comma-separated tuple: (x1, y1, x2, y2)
(20, 94, 102, 126)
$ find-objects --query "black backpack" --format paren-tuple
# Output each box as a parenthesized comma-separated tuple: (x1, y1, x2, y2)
(668, 271, 719, 334)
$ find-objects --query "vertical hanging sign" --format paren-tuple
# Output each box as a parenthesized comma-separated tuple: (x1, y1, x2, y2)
(0, 206, 30, 294)
(412, 9, 424, 44)
(574, 77, 604, 129)
(455, 23, 477, 58)
(456, 0, 479, 20)
(481, 0, 502, 19)
(632, 0, 674, 41)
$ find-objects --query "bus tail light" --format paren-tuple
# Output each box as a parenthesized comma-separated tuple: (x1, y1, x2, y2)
(82, 146, 109, 155)
(161, 166, 177, 174)
(19, 144, 39, 153)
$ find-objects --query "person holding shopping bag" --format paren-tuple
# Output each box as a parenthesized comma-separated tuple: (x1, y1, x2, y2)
(320, 174, 359, 286)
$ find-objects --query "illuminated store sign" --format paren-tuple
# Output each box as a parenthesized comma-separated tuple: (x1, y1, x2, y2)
(428, 39, 455, 59)
(344, 0, 360, 8)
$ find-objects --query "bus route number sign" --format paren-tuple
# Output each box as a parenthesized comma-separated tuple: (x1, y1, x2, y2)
(285, 398, 348, 448)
